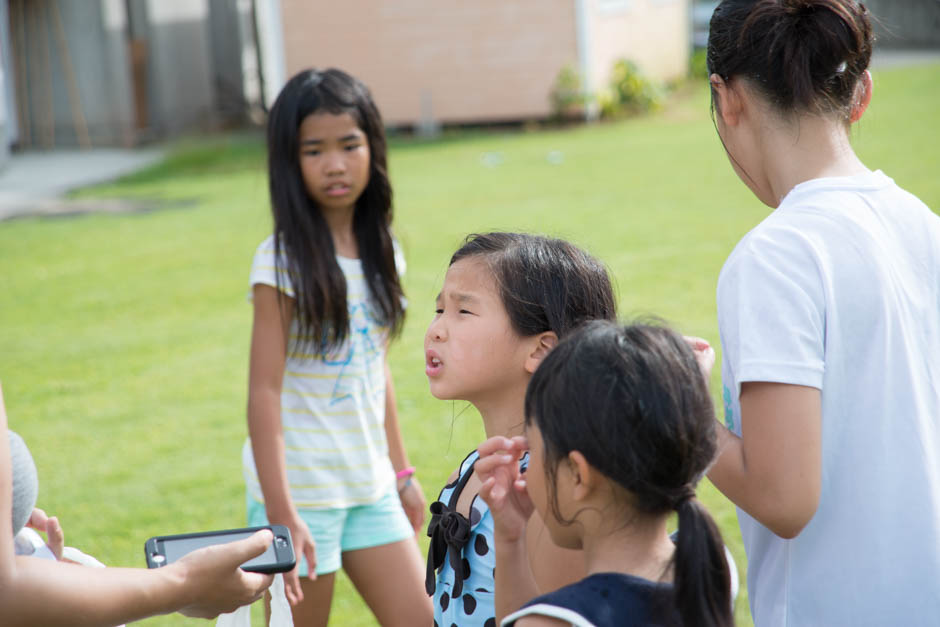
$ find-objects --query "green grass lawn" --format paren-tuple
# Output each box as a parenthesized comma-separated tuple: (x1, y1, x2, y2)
(1, 63, 937, 626)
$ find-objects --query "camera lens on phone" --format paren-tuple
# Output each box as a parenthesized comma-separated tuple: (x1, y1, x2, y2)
(275, 536, 288, 547)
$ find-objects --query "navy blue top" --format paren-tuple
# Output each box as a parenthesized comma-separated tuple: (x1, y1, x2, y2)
(501, 573, 677, 627)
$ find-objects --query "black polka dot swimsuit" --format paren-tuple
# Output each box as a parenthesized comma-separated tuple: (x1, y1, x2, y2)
(426, 450, 527, 627)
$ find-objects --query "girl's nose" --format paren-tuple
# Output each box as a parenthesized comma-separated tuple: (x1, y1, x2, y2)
(426, 318, 445, 342)
(324, 152, 346, 174)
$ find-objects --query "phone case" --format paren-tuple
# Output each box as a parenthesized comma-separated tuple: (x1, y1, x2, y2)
(144, 524, 296, 574)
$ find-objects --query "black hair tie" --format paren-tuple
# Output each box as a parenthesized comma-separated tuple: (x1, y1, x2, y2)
(673, 486, 697, 510)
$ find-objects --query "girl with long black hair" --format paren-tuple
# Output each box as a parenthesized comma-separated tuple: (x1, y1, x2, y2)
(243, 68, 430, 625)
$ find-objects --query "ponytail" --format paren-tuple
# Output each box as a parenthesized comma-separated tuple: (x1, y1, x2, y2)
(527, 322, 734, 626)
(673, 497, 733, 627)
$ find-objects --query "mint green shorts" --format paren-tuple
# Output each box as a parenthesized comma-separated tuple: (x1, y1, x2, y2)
(246, 488, 413, 576)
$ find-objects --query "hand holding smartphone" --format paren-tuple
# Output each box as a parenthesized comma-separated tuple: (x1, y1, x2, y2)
(145, 525, 296, 574)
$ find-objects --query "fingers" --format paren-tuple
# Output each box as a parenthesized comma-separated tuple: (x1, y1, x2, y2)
(474, 452, 516, 477)
(478, 476, 507, 505)
(46, 515, 64, 560)
(477, 435, 529, 469)
(175, 531, 277, 619)
(227, 529, 273, 566)
(283, 527, 315, 605)
(476, 435, 518, 458)
(27, 507, 49, 530)
(284, 567, 303, 606)
(478, 476, 498, 506)
(684, 335, 711, 351)
(26, 508, 65, 560)
(303, 536, 317, 581)
(242, 571, 275, 603)
(684, 335, 716, 378)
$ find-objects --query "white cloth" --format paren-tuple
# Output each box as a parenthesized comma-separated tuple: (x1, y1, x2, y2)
(717, 171, 940, 626)
(216, 574, 291, 627)
(242, 235, 405, 509)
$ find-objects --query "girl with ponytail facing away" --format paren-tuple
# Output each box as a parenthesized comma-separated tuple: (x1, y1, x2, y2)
(705, 1, 940, 625)
(477, 320, 732, 627)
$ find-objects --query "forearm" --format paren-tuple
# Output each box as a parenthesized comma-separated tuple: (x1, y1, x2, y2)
(494, 536, 540, 621)
(383, 361, 410, 472)
(706, 424, 750, 509)
(247, 389, 294, 521)
(1, 557, 185, 626)
(707, 383, 821, 539)
(709, 424, 808, 538)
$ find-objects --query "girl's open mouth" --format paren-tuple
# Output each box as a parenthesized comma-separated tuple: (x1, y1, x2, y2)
(425, 351, 442, 377)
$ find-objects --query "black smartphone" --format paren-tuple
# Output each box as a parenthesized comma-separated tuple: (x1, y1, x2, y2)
(144, 524, 295, 574)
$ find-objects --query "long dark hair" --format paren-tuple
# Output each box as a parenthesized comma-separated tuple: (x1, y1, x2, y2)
(266, 68, 404, 351)
(526, 320, 733, 627)
(707, 0, 873, 118)
(449, 232, 617, 339)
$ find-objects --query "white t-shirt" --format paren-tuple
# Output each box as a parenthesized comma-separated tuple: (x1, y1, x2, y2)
(718, 171, 940, 626)
(242, 235, 404, 509)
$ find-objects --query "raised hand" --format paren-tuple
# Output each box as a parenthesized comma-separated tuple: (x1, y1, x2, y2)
(476, 436, 533, 543)
(684, 335, 716, 380)
(26, 508, 64, 560)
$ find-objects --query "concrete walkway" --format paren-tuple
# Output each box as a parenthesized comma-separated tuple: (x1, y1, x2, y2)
(0, 147, 165, 221)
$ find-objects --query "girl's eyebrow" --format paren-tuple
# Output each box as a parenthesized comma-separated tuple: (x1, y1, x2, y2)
(300, 133, 362, 146)
(436, 291, 479, 304)
(452, 292, 478, 304)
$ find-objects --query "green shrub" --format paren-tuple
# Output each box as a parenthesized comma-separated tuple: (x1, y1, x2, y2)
(599, 59, 664, 119)
(549, 64, 586, 121)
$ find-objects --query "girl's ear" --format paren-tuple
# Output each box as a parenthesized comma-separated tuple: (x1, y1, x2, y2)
(524, 332, 558, 374)
(849, 70, 873, 124)
(710, 74, 743, 127)
(566, 450, 595, 502)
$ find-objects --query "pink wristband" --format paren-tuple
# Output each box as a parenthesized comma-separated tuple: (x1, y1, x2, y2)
(396, 466, 416, 480)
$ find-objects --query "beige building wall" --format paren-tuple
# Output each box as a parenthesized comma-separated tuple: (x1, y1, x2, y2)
(278, 0, 578, 125)
(586, 0, 690, 95)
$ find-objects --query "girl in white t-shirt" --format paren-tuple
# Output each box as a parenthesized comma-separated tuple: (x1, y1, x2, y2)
(244, 68, 430, 625)
(705, 1, 940, 625)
